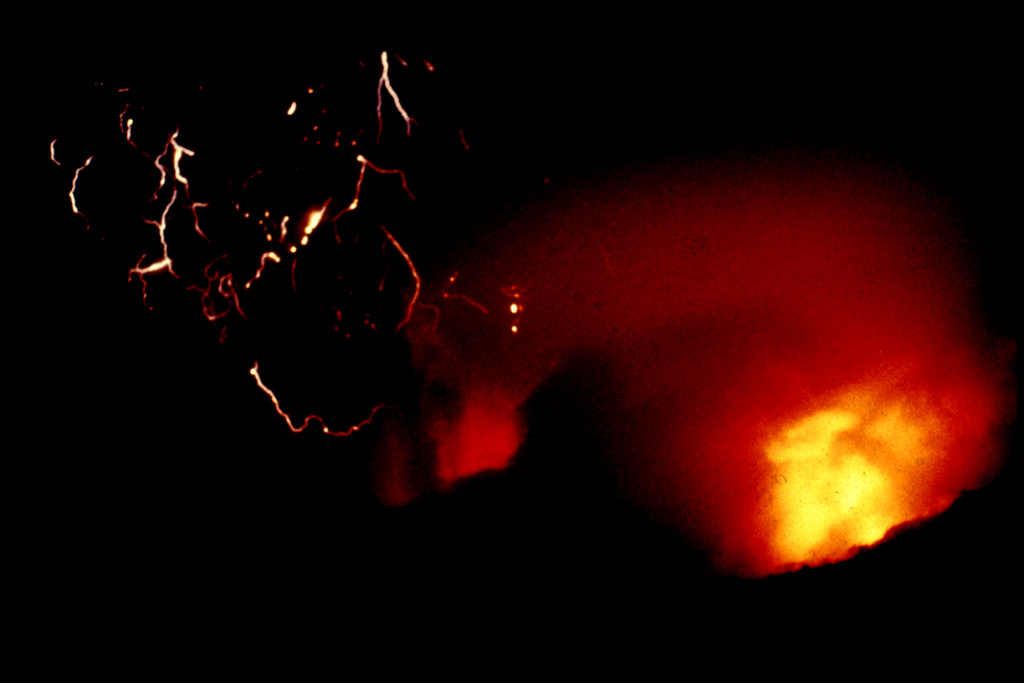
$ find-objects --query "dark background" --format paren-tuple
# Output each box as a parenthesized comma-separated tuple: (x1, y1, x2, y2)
(27, 19, 1016, 641)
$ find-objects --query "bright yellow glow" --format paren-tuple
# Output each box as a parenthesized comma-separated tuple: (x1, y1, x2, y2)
(510, 303, 519, 314)
(287, 101, 297, 116)
(302, 206, 326, 236)
(764, 387, 951, 568)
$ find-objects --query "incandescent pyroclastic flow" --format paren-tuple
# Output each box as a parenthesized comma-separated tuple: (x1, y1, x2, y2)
(39, 41, 1015, 592)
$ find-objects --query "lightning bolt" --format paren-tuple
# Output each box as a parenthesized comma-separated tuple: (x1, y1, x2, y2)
(249, 362, 387, 436)
(129, 184, 181, 307)
(244, 251, 282, 290)
(380, 226, 420, 331)
(377, 51, 415, 142)
(69, 155, 94, 227)
(328, 154, 414, 241)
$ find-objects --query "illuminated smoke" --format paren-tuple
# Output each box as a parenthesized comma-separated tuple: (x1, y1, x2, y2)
(404, 151, 1015, 576)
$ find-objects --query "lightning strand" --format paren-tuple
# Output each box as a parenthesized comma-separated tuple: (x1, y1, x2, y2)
(380, 226, 420, 331)
(69, 155, 94, 225)
(249, 362, 386, 436)
(376, 51, 415, 143)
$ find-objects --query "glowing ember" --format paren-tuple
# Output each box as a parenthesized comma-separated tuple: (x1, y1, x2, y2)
(298, 200, 330, 246)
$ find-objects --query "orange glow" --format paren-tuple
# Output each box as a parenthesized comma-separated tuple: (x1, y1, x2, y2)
(399, 151, 1014, 575)
(761, 382, 954, 569)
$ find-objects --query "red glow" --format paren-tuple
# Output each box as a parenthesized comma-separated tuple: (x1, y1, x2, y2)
(402, 151, 1015, 575)
(434, 388, 524, 486)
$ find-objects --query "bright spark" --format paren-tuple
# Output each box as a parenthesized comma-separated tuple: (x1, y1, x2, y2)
(50, 139, 61, 166)
(302, 202, 329, 236)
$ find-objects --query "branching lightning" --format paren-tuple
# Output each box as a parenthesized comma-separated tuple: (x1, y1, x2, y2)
(329, 154, 414, 240)
(376, 51, 415, 142)
(55, 63, 456, 450)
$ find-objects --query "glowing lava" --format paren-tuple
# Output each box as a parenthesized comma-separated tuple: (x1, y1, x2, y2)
(397, 150, 1016, 576)
(761, 384, 954, 569)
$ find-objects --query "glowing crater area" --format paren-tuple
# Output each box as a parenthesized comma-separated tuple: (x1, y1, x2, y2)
(763, 387, 952, 569)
